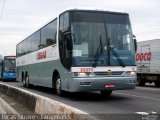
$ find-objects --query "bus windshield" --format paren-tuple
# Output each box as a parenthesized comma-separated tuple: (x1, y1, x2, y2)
(4, 59, 16, 72)
(70, 11, 135, 66)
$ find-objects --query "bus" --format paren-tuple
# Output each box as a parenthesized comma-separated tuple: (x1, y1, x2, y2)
(0, 56, 16, 81)
(16, 9, 137, 96)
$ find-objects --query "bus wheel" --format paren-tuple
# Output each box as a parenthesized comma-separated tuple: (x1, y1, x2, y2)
(22, 79, 26, 87)
(26, 75, 30, 88)
(100, 90, 112, 96)
(56, 77, 63, 96)
(136, 76, 145, 86)
(154, 81, 160, 87)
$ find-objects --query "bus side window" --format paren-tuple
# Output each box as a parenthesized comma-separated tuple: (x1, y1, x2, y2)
(41, 19, 57, 48)
(60, 12, 69, 32)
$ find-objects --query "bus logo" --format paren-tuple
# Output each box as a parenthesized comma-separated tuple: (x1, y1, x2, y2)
(108, 70, 112, 76)
(37, 50, 46, 60)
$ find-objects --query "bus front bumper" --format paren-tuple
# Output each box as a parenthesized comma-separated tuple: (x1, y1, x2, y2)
(69, 76, 136, 92)
(2, 73, 16, 80)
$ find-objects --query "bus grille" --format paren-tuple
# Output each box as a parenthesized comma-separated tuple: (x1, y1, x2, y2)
(94, 71, 124, 76)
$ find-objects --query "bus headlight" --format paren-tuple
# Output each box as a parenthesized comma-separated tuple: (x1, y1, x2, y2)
(130, 71, 136, 76)
(73, 72, 95, 77)
(125, 71, 136, 76)
(125, 67, 136, 76)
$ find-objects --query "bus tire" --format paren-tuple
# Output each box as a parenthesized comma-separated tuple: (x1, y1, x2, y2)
(136, 76, 145, 86)
(25, 74, 30, 88)
(1, 79, 4, 82)
(154, 81, 160, 87)
(55, 77, 63, 96)
(22, 72, 26, 87)
(22, 78, 26, 87)
(100, 90, 112, 96)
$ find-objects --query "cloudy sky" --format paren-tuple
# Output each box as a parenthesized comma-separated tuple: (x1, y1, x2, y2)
(0, 0, 160, 56)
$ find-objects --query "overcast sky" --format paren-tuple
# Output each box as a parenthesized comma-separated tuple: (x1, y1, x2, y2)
(0, 0, 160, 56)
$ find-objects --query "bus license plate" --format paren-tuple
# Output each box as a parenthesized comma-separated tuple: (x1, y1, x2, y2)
(104, 84, 115, 88)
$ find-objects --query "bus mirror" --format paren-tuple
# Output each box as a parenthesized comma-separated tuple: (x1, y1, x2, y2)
(65, 33, 73, 52)
(133, 35, 137, 52)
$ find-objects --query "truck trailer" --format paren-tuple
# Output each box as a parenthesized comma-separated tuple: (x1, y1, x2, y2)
(136, 39, 160, 87)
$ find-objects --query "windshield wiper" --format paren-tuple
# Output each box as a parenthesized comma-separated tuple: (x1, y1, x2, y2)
(92, 35, 103, 67)
(110, 46, 126, 67)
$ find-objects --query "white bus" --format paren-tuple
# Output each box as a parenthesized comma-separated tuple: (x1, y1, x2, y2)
(16, 9, 137, 96)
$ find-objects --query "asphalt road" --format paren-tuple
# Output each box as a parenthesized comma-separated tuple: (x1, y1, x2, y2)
(1, 81, 160, 120)
(0, 104, 6, 114)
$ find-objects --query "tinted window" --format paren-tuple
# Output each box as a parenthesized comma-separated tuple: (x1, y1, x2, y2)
(16, 45, 20, 57)
(16, 43, 22, 57)
(21, 40, 26, 55)
(32, 31, 40, 51)
(17, 30, 40, 57)
(104, 14, 130, 24)
(59, 12, 69, 31)
(60, 15, 63, 31)
(17, 19, 57, 57)
(25, 37, 32, 54)
(70, 11, 135, 66)
(63, 13, 69, 30)
(41, 19, 57, 48)
(4, 59, 16, 72)
(70, 12, 103, 23)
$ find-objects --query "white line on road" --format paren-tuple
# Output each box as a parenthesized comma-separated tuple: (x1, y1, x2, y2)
(135, 111, 157, 115)
(114, 92, 160, 101)
(136, 87, 160, 91)
(135, 112, 149, 115)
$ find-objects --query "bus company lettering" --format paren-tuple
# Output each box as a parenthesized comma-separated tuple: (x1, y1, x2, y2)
(37, 50, 46, 60)
(136, 52, 151, 61)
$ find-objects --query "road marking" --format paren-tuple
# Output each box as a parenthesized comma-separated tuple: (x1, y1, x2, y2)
(115, 92, 160, 101)
(135, 111, 157, 115)
(136, 87, 160, 91)
(135, 112, 149, 115)
(135, 112, 159, 120)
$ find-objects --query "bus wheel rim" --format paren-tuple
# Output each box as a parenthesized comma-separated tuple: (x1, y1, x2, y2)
(26, 76, 29, 87)
(23, 79, 26, 86)
(56, 78, 61, 94)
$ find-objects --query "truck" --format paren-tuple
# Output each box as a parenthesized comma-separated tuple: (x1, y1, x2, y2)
(136, 39, 160, 87)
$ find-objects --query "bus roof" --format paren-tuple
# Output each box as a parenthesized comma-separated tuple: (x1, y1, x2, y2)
(4, 56, 16, 60)
(61, 8, 128, 16)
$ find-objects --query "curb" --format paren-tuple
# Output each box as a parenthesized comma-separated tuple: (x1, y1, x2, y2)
(0, 82, 98, 120)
